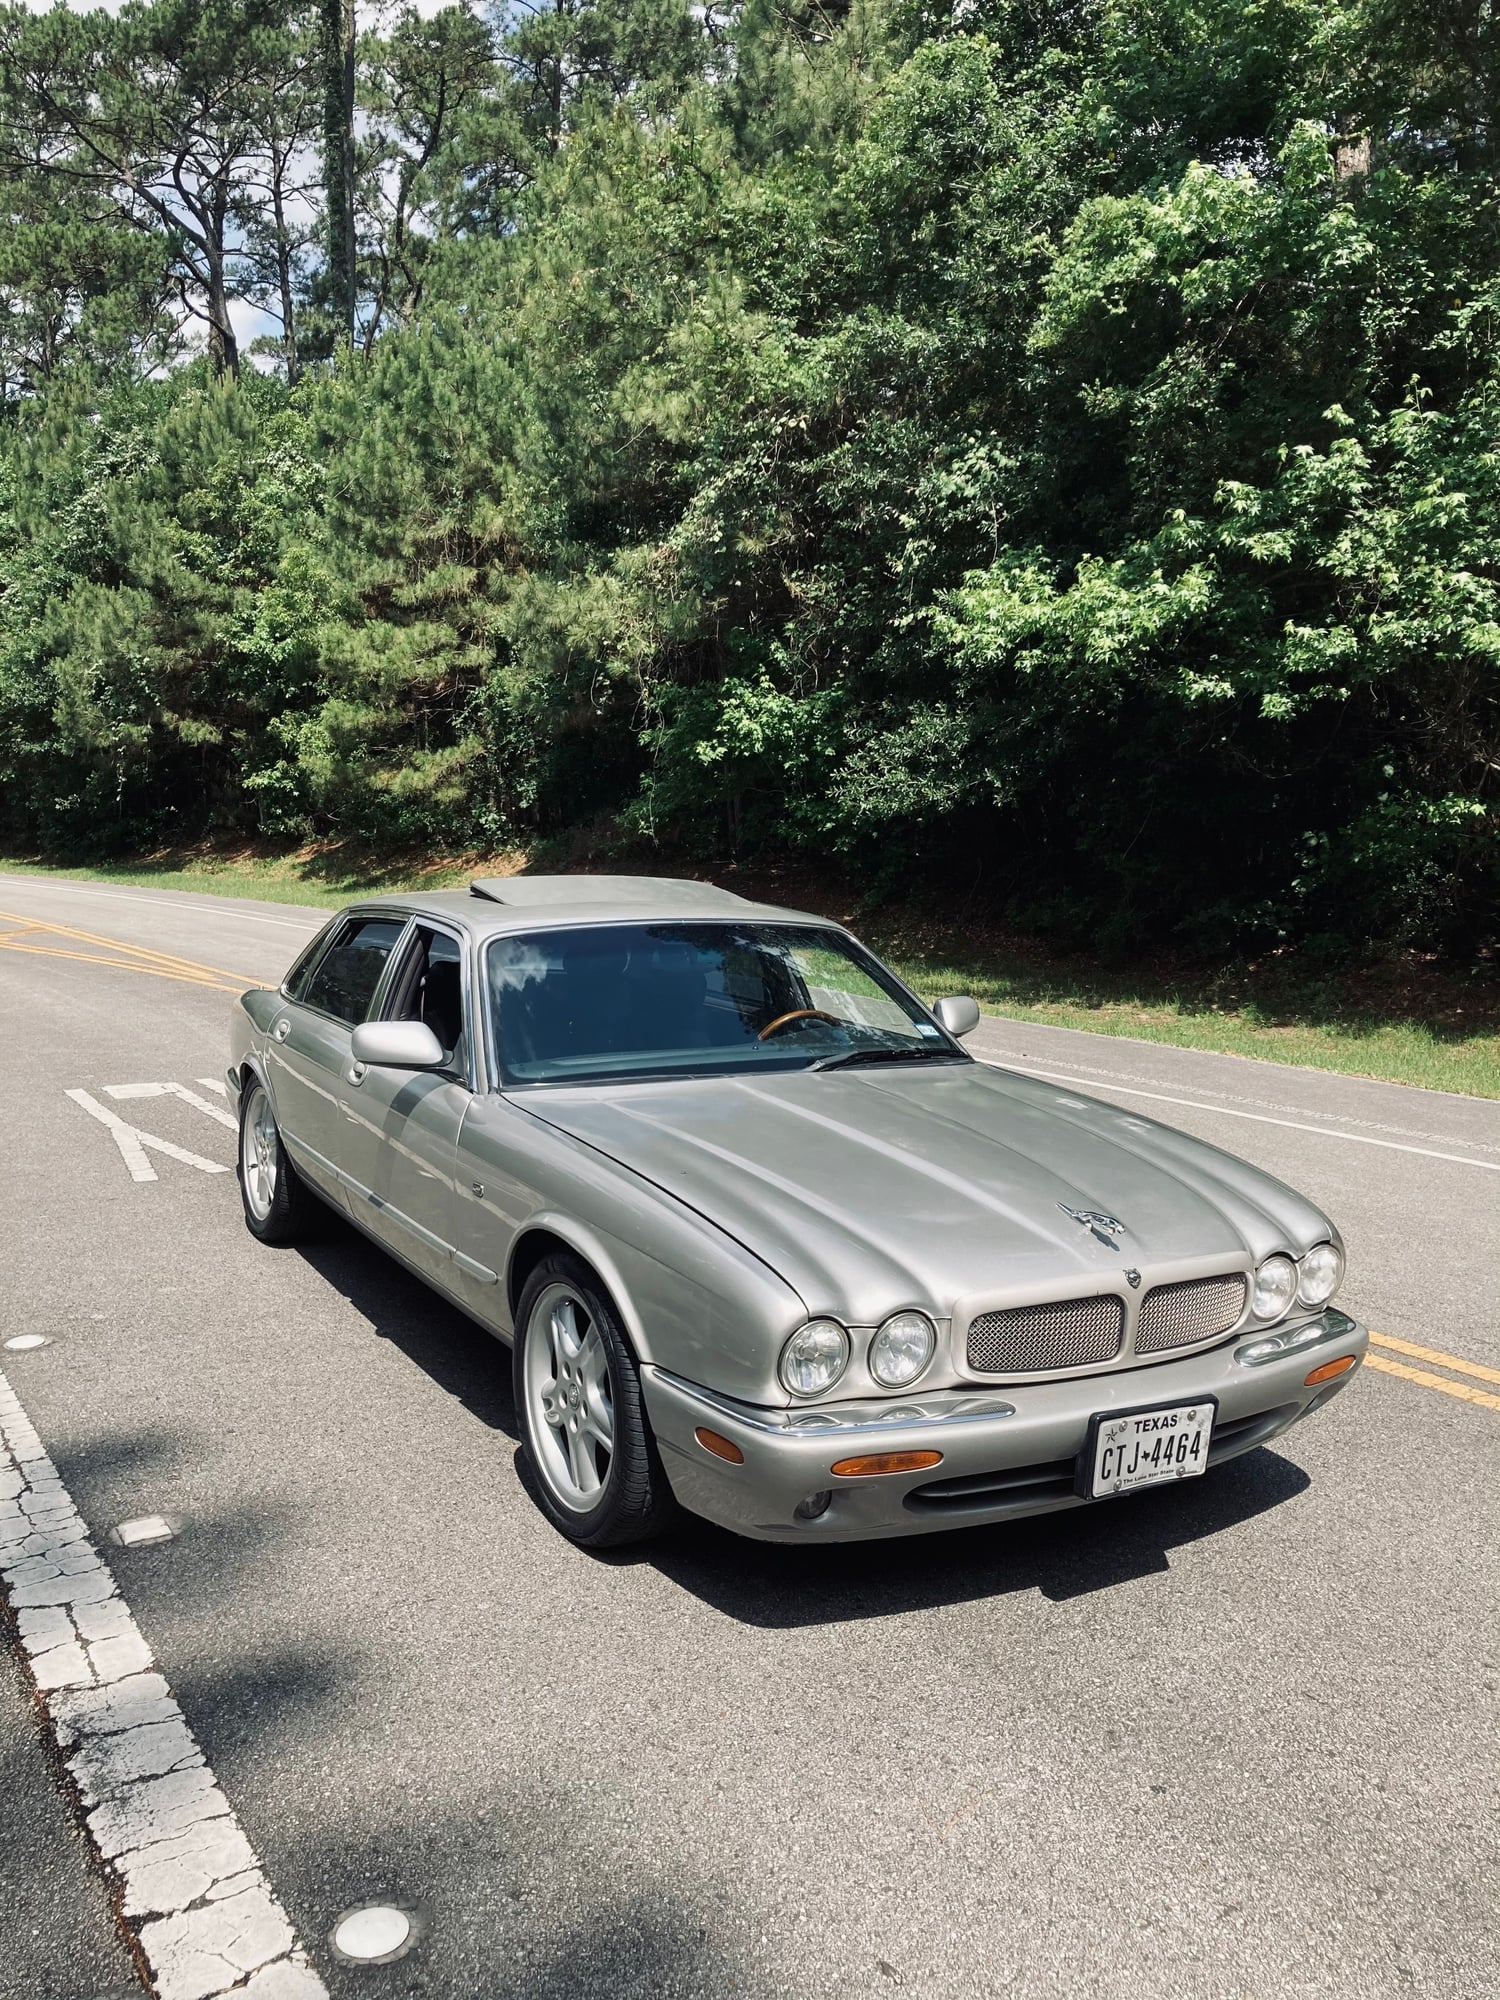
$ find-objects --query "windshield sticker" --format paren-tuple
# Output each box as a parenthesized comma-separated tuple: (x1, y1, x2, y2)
(916, 1023, 941, 1037)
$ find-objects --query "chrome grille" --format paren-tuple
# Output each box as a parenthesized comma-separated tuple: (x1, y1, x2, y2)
(1135, 1273, 1248, 1355)
(967, 1295, 1124, 1375)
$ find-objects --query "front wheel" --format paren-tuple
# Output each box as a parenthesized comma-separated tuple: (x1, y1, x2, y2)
(513, 1253, 676, 1549)
(238, 1074, 319, 1244)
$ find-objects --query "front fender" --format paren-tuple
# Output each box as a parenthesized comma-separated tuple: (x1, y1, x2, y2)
(504, 1202, 808, 1407)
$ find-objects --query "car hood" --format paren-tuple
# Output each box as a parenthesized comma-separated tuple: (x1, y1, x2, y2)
(518, 1061, 1333, 1323)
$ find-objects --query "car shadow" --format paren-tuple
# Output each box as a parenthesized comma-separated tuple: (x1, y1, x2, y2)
(295, 1218, 520, 1443)
(640, 1446, 1311, 1625)
(288, 1217, 1311, 1625)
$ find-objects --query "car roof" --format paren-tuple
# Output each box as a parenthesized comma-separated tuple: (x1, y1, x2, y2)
(343, 874, 830, 937)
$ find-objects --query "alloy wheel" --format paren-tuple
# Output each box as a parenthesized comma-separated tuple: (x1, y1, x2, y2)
(523, 1283, 616, 1512)
(241, 1083, 279, 1222)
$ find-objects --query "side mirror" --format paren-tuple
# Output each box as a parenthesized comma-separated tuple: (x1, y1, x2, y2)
(932, 995, 981, 1040)
(350, 1020, 447, 1071)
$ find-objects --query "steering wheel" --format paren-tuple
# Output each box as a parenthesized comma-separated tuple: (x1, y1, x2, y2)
(758, 1007, 843, 1041)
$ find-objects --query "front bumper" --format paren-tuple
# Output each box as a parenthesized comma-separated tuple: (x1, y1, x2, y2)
(642, 1308, 1367, 1542)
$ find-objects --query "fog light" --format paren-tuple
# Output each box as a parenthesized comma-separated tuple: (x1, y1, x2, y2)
(794, 1490, 832, 1521)
(1304, 1354, 1358, 1386)
(1238, 1336, 1283, 1363)
(1286, 1322, 1328, 1349)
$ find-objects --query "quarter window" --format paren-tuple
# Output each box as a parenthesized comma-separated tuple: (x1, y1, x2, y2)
(299, 917, 407, 1024)
(281, 919, 337, 1001)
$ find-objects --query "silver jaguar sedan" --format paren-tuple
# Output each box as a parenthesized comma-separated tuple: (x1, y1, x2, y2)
(228, 875, 1366, 1547)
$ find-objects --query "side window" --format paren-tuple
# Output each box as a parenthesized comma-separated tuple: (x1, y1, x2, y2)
(299, 917, 407, 1024)
(386, 926, 468, 1072)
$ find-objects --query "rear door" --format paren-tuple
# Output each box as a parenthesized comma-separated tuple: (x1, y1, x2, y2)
(265, 912, 410, 1203)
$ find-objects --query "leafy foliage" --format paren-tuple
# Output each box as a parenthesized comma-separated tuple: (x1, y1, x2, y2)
(0, 0, 1496, 958)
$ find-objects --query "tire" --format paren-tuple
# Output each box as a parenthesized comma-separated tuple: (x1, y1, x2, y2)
(237, 1072, 320, 1245)
(513, 1252, 677, 1549)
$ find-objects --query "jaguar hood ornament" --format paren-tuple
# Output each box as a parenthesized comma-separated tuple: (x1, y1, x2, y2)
(1058, 1202, 1127, 1250)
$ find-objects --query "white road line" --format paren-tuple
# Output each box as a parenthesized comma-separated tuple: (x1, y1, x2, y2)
(973, 1036, 1500, 1155)
(196, 1079, 229, 1098)
(989, 1061, 1500, 1173)
(0, 1369, 328, 2000)
(0, 877, 324, 931)
(104, 1083, 238, 1132)
(65, 1091, 230, 1181)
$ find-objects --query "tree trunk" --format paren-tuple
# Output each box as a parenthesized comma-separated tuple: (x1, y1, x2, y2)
(205, 177, 239, 377)
(319, 0, 356, 340)
(270, 153, 299, 385)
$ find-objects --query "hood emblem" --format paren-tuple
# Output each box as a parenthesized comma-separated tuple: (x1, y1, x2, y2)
(1125, 1268, 1142, 1289)
(1059, 1202, 1127, 1250)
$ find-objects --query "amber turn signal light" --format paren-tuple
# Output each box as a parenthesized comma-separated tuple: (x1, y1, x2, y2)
(1304, 1355, 1358, 1387)
(829, 1450, 943, 1478)
(694, 1427, 744, 1464)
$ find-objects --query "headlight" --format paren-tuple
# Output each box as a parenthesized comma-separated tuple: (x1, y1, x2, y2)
(1298, 1242, 1344, 1307)
(1252, 1253, 1298, 1321)
(779, 1319, 851, 1397)
(868, 1311, 936, 1388)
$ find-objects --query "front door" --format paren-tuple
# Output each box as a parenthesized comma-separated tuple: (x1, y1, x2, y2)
(337, 922, 474, 1286)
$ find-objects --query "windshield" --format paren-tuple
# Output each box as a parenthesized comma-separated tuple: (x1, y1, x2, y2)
(485, 922, 965, 1086)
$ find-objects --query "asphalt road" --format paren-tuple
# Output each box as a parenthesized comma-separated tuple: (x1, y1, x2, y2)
(1, 873, 1496, 2000)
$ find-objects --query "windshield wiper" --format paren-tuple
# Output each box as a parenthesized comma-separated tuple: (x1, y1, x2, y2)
(809, 1046, 963, 1073)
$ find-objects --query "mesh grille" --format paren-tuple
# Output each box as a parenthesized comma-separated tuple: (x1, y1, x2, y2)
(1135, 1273, 1248, 1355)
(967, 1295, 1124, 1375)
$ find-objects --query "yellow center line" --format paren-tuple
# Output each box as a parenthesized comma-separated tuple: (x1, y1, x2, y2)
(0, 907, 261, 987)
(1368, 1329, 1500, 1387)
(1364, 1351, 1500, 1413)
(0, 939, 245, 993)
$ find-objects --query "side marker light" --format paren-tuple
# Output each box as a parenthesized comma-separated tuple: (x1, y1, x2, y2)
(694, 1427, 744, 1464)
(1304, 1355, 1358, 1387)
(830, 1450, 943, 1478)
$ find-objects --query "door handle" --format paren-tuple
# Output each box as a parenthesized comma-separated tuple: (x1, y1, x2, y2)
(272, 1018, 292, 1041)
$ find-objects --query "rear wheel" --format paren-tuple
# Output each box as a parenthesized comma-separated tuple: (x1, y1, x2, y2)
(238, 1074, 319, 1244)
(514, 1253, 676, 1548)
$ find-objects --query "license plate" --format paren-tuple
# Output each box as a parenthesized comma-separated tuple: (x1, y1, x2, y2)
(1082, 1398, 1216, 1499)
